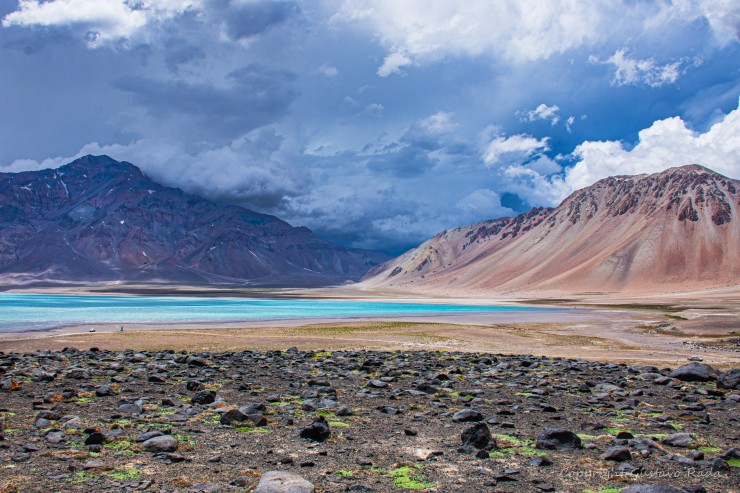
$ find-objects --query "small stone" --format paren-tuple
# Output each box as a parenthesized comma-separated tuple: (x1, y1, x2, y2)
(135, 431, 164, 443)
(85, 432, 108, 446)
(600, 446, 631, 462)
(299, 416, 331, 442)
(461, 423, 496, 451)
(336, 406, 353, 416)
(119, 403, 141, 414)
(142, 435, 178, 453)
(662, 433, 694, 448)
(368, 380, 388, 388)
(529, 456, 552, 467)
(620, 485, 686, 493)
(452, 408, 484, 423)
(535, 427, 582, 450)
(191, 390, 216, 405)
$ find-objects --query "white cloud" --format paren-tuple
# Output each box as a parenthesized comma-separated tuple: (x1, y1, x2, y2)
(483, 134, 549, 167)
(2, 0, 200, 46)
(336, 0, 736, 76)
(522, 103, 560, 125)
(418, 112, 457, 134)
(318, 63, 339, 77)
(340, 0, 607, 66)
(457, 189, 513, 220)
(377, 49, 412, 77)
(502, 98, 740, 205)
(1, 130, 305, 208)
(591, 48, 696, 87)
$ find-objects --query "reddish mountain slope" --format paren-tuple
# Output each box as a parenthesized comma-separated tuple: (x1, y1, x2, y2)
(362, 165, 740, 294)
(0, 155, 388, 286)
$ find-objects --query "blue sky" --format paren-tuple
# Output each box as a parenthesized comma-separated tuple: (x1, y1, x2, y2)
(1, 1, 738, 254)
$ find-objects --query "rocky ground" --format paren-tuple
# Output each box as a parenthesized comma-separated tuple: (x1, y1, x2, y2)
(0, 348, 738, 493)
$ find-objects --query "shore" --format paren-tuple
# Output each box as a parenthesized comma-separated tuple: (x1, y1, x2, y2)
(1, 285, 738, 368)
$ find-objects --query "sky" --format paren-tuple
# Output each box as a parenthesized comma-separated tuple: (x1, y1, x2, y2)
(1, 1, 739, 255)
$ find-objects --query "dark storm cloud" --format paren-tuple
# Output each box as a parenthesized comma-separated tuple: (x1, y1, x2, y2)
(1, 0, 738, 254)
(214, 0, 301, 41)
(114, 64, 298, 140)
(366, 146, 435, 178)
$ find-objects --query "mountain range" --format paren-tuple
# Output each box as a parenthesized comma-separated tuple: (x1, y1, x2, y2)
(362, 165, 739, 294)
(0, 155, 388, 286)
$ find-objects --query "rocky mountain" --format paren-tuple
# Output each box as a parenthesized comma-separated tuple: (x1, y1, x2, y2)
(362, 165, 740, 294)
(0, 155, 388, 286)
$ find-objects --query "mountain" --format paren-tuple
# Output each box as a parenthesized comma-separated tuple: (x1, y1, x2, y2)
(362, 165, 740, 294)
(0, 155, 388, 286)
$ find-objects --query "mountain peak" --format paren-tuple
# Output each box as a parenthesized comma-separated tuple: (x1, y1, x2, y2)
(364, 165, 739, 294)
(0, 157, 388, 286)
(61, 155, 144, 178)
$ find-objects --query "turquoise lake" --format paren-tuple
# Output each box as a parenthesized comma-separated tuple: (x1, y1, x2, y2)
(0, 293, 550, 332)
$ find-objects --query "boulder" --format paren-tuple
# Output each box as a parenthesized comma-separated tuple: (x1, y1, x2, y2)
(716, 368, 740, 390)
(254, 471, 314, 493)
(142, 435, 178, 453)
(668, 363, 717, 382)
(536, 427, 582, 450)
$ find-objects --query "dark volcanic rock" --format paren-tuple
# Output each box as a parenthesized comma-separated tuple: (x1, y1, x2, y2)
(142, 435, 178, 453)
(299, 416, 331, 442)
(192, 390, 216, 405)
(716, 368, 740, 389)
(461, 423, 496, 451)
(452, 408, 484, 423)
(0, 155, 388, 285)
(668, 363, 717, 382)
(536, 427, 582, 450)
(662, 433, 694, 448)
(600, 446, 631, 462)
(0, 347, 736, 493)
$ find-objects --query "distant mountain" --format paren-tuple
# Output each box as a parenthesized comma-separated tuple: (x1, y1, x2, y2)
(0, 155, 388, 286)
(362, 165, 740, 294)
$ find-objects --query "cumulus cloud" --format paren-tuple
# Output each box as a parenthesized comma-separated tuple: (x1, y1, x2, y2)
(337, 0, 737, 77)
(377, 49, 412, 77)
(502, 99, 740, 206)
(1, 128, 306, 209)
(2, 0, 200, 46)
(591, 49, 698, 87)
(482, 134, 549, 167)
(521, 103, 560, 125)
(457, 189, 513, 221)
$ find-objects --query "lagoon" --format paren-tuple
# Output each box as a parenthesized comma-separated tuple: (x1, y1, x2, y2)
(0, 293, 550, 332)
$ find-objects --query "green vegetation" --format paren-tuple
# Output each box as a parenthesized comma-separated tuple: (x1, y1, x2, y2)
(335, 470, 354, 477)
(234, 426, 270, 434)
(386, 466, 436, 490)
(490, 434, 547, 458)
(329, 421, 350, 427)
(727, 458, 740, 468)
(698, 446, 722, 454)
(174, 433, 197, 445)
(104, 440, 134, 450)
(67, 471, 94, 483)
(103, 468, 141, 481)
(583, 487, 622, 493)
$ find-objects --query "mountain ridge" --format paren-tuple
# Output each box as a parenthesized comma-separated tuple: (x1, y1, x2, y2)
(0, 155, 389, 286)
(362, 164, 740, 294)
